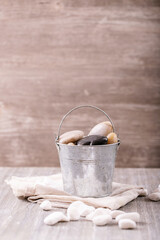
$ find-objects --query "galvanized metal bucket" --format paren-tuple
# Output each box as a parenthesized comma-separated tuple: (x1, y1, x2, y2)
(55, 105, 120, 198)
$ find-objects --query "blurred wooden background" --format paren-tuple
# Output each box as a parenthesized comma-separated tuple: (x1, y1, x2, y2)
(0, 0, 160, 167)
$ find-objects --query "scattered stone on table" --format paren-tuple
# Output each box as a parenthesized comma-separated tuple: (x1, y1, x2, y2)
(118, 219, 137, 229)
(44, 212, 69, 225)
(40, 200, 52, 211)
(116, 212, 140, 223)
(80, 205, 95, 217)
(148, 185, 160, 201)
(67, 201, 95, 217)
(92, 214, 112, 226)
(111, 210, 125, 219)
(67, 205, 81, 221)
(86, 208, 111, 220)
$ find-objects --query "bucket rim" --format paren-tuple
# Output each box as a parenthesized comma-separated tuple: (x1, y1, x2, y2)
(55, 139, 120, 147)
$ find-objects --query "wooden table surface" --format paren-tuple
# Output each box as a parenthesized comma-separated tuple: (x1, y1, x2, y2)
(0, 1, 160, 169)
(0, 167, 159, 240)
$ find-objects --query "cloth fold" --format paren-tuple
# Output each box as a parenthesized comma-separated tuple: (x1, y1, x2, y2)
(6, 173, 147, 210)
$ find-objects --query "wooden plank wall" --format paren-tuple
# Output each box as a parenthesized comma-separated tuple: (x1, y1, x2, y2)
(0, 0, 160, 167)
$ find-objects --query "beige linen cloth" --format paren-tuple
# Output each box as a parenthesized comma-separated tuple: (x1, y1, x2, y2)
(6, 173, 147, 210)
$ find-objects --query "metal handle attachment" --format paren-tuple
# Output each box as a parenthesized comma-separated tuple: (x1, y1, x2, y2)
(56, 105, 115, 141)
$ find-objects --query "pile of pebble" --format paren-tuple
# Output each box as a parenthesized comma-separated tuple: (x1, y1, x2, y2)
(40, 200, 140, 230)
(58, 121, 118, 146)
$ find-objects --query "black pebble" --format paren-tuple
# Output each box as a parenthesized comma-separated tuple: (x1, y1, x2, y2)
(76, 135, 108, 146)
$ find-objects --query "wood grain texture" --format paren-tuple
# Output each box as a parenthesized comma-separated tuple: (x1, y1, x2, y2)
(0, 167, 160, 240)
(0, 1, 160, 167)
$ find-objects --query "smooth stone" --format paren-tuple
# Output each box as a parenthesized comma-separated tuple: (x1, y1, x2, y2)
(107, 132, 118, 144)
(88, 121, 113, 137)
(80, 206, 95, 217)
(118, 219, 136, 229)
(111, 210, 125, 219)
(44, 212, 69, 225)
(116, 212, 140, 223)
(148, 185, 160, 201)
(148, 192, 160, 201)
(77, 135, 108, 146)
(67, 201, 95, 217)
(86, 208, 112, 220)
(59, 130, 84, 144)
(67, 206, 81, 221)
(92, 214, 112, 226)
(68, 142, 75, 146)
(68, 201, 85, 208)
(40, 200, 52, 211)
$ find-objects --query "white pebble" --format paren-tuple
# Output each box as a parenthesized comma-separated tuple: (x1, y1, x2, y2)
(86, 211, 96, 220)
(92, 214, 112, 226)
(80, 206, 95, 217)
(95, 208, 112, 215)
(67, 206, 80, 221)
(86, 208, 111, 220)
(67, 201, 84, 220)
(67, 201, 95, 218)
(148, 192, 160, 201)
(69, 201, 85, 208)
(40, 200, 52, 211)
(111, 210, 125, 219)
(118, 219, 136, 229)
(148, 185, 160, 201)
(44, 212, 69, 225)
(116, 212, 140, 223)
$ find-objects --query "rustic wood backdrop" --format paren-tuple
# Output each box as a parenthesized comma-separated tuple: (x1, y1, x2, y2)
(0, 0, 160, 167)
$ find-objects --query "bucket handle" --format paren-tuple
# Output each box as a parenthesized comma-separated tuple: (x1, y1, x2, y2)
(56, 105, 115, 142)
